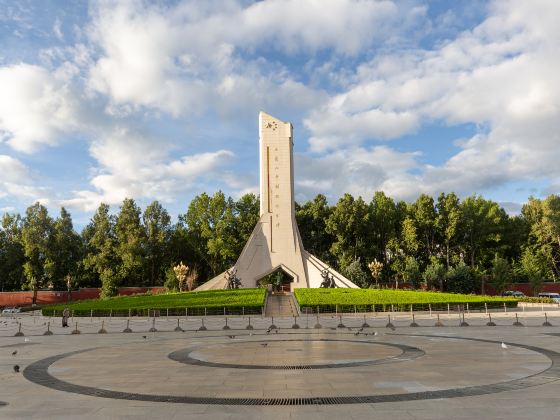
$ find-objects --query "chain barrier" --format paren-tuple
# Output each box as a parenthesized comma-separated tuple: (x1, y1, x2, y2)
(2, 310, 560, 337)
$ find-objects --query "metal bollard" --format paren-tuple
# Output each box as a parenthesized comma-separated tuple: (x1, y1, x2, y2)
(198, 318, 207, 331)
(314, 315, 322, 329)
(246, 316, 254, 330)
(98, 320, 107, 334)
(513, 313, 524, 327)
(14, 322, 24, 337)
(362, 314, 370, 328)
(337, 315, 345, 328)
(223, 317, 231, 330)
(435, 313, 444, 327)
(292, 316, 300, 329)
(72, 321, 81, 334)
(386, 315, 395, 329)
(123, 319, 132, 333)
(149, 318, 157, 332)
(543, 313, 553, 327)
(174, 318, 184, 332)
(44, 321, 53, 336)
(410, 313, 419, 327)
(460, 313, 469, 327)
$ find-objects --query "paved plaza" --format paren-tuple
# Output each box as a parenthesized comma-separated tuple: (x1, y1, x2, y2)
(2, 310, 560, 419)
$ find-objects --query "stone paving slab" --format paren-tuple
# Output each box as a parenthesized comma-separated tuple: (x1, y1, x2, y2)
(2, 325, 560, 419)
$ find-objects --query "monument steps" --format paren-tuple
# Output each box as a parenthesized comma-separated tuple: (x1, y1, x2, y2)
(265, 293, 298, 317)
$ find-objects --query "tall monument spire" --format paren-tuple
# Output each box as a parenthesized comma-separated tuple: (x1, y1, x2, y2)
(196, 112, 358, 290)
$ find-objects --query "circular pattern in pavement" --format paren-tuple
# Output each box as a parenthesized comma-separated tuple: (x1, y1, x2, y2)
(168, 339, 424, 369)
(22, 334, 560, 405)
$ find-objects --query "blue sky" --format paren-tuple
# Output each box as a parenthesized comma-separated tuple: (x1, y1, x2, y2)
(1, 0, 559, 228)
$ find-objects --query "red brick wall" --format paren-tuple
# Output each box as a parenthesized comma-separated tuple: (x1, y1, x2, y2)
(0, 287, 166, 307)
(483, 282, 560, 296)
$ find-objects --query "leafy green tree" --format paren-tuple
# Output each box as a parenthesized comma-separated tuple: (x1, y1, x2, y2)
(436, 192, 461, 268)
(400, 216, 419, 255)
(502, 215, 529, 264)
(115, 198, 146, 286)
(49, 208, 82, 290)
(459, 195, 506, 269)
(411, 194, 438, 264)
(233, 193, 260, 256)
(21, 203, 55, 295)
(403, 256, 421, 288)
(0, 213, 25, 291)
(184, 191, 237, 276)
(143, 201, 171, 285)
(519, 247, 547, 295)
(326, 194, 371, 270)
(164, 266, 179, 291)
(527, 195, 560, 280)
(491, 255, 512, 295)
(342, 259, 370, 288)
(296, 194, 334, 262)
(445, 262, 475, 294)
(370, 191, 399, 266)
(83, 203, 119, 298)
(423, 257, 446, 291)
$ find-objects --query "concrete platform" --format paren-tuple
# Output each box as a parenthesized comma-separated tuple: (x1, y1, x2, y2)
(2, 312, 560, 419)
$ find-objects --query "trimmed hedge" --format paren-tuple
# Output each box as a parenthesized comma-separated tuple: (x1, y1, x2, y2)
(518, 297, 556, 304)
(294, 288, 518, 312)
(41, 288, 266, 317)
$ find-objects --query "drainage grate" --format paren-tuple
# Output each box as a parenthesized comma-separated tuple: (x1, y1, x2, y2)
(22, 336, 560, 406)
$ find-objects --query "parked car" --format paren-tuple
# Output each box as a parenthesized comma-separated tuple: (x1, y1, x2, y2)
(502, 291, 525, 297)
(538, 293, 560, 303)
(1, 307, 21, 314)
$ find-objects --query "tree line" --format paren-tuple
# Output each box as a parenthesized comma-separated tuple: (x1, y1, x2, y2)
(1, 191, 559, 297)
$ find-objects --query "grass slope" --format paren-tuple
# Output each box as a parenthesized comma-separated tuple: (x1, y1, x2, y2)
(42, 288, 266, 316)
(294, 288, 517, 311)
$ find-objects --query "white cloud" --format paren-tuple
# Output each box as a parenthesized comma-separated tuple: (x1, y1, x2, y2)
(295, 146, 420, 202)
(61, 127, 235, 211)
(0, 155, 52, 205)
(301, 0, 560, 200)
(53, 17, 64, 41)
(85, 0, 420, 116)
(306, 108, 419, 152)
(0, 155, 28, 183)
(0, 64, 81, 153)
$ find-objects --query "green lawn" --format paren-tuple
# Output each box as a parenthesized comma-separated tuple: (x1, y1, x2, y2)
(294, 288, 517, 311)
(42, 288, 266, 317)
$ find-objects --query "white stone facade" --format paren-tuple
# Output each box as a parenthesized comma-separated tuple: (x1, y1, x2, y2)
(196, 112, 358, 290)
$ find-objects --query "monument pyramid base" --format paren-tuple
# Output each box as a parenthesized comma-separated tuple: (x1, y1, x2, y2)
(196, 251, 359, 291)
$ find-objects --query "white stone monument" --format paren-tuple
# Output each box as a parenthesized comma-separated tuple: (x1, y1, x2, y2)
(196, 112, 358, 290)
